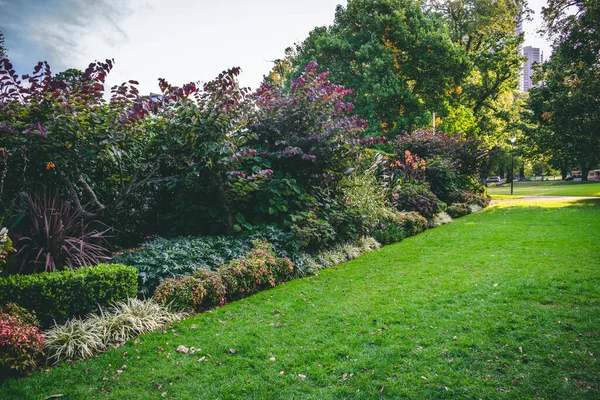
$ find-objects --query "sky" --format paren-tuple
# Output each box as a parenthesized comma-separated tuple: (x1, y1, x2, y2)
(1, 0, 552, 95)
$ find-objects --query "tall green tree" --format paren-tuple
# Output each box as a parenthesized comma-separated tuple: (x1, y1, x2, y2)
(426, 0, 526, 140)
(526, 0, 600, 179)
(293, 0, 469, 137)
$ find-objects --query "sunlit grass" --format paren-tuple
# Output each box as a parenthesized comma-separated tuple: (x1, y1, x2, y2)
(2, 199, 599, 398)
(487, 181, 600, 197)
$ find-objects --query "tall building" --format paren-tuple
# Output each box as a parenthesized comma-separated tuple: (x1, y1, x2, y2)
(521, 46, 542, 91)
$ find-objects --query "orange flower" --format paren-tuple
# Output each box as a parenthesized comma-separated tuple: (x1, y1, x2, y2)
(46, 161, 55, 170)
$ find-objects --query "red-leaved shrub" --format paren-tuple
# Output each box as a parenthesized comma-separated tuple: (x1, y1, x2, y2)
(0, 311, 45, 375)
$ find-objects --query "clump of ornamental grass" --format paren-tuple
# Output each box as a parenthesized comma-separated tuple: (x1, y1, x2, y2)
(429, 211, 453, 228)
(44, 299, 184, 365)
(304, 237, 381, 272)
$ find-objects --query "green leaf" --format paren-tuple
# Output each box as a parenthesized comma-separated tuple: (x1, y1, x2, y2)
(233, 224, 242, 233)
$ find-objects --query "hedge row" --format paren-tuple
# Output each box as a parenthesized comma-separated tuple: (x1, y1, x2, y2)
(0, 264, 138, 328)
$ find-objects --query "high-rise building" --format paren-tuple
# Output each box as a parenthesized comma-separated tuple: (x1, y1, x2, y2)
(521, 46, 542, 91)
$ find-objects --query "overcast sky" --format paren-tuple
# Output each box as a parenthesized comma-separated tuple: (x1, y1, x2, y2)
(1, 0, 551, 94)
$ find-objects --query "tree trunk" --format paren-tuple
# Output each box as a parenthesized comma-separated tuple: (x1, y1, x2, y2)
(582, 164, 590, 182)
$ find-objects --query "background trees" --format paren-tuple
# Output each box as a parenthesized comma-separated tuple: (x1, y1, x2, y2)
(526, 0, 600, 179)
(293, 0, 469, 137)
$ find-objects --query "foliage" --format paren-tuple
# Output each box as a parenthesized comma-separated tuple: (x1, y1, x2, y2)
(392, 184, 442, 219)
(154, 241, 295, 310)
(44, 299, 184, 366)
(0, 311, 44, 375)
(191, 269, 227, 309)
(153, 276, 207, 312)
(303, 236, 381, 272)
(10, 190, 110, 274)
(338, 171, 394, 225)
(526, 0, 600, 179)
(220, 241, 294, 302)
(115, 235, 252, 297)
(446, 203, 470, 218)
(428, 0, 526, 139)
(372, 211, 428, 245)
(0, 58, 194, 245)
(0, 225, 14, 274)
(0, 264, 138, 328)
(293, 0, 469, 136)
(429, 211, 453, 228)
(43, 318, 104, 366)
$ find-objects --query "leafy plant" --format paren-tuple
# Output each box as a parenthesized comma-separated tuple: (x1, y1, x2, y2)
(153, 276, 207, 312)
(429, 212, 454, 228)
(0, 264, 138, 328)
(12, 191, 110, 274)
(0, 310, 44, 375)
(0, 225, 15, 274)
(446, 203, 471, 219)
(114, 235, 253, 297)
(44, 298, 184, 365)
(303, 237, 381, 273)
(392, 184, 443, 219)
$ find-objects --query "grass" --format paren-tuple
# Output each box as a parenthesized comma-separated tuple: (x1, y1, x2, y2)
(487, 180, 600, 197)
(2, 199, 599, 399)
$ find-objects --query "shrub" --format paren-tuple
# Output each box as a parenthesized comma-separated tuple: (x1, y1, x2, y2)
(191, 269, 227, 309)
(45, 299, 184, 365)
(154, 276, 207, 312)
(373, 211, 429, 245)
(449, 190, 491, 208)
(0, 264, 138, 328)
(0, 310, 44, 375)
(447, 203, 470, 219)
(11, 191, 110, 274)
(392, 184, 442, 219)
(289, 211, 337, 252)
(220, 241, 294, 301)
(114, 235, 252, 297)
(429, 212, 454, 228)
(303, 237, 381, 273)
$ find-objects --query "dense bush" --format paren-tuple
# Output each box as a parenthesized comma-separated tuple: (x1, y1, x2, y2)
(44, 298, 184, 365)
(0, 226, 15, 275)
(154, 241, 295, 311)
(392, 184, 443, 219)
(0, 264, 137, 328)
(115, 227, 303, 297)
(0, 308, 44, 375)
(114, 235, 251, 297)
(447, 203, 471, 219)
(220, 241, 294, 301)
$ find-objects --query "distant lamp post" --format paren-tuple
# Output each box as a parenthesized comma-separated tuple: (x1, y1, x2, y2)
(510, 137, 516, 195)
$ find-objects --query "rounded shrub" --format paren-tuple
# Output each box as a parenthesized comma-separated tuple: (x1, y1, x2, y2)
(154, 276, 207, 312)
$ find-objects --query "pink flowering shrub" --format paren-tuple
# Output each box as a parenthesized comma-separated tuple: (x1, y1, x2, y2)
(0, 310, 45, 375)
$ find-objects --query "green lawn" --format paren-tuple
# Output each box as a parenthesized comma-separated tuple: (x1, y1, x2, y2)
(487, 180, 600, 197)
(2, 199, 599, 399)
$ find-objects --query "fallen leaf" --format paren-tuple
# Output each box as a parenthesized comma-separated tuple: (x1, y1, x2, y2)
(269, 357, 276, 362)
(176, 345, 189, 354)
(342, 372, 348, 381)
(197, 356, 206, 362)
(229, 349, 236, 354)
(279, 371, 285, 375)
(298, 374, 306, 380)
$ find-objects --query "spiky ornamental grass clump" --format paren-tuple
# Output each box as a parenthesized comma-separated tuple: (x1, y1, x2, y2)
(304, 236, 381, 273)
(429, 211, 453, 228)
(44, 299, 184, 365)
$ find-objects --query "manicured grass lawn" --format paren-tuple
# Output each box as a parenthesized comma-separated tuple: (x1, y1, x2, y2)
(487, 180, 600, 197)
(2, 199, 599, 398)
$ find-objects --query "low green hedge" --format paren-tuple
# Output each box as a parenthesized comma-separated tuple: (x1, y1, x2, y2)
(0, 264, 138, 328)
